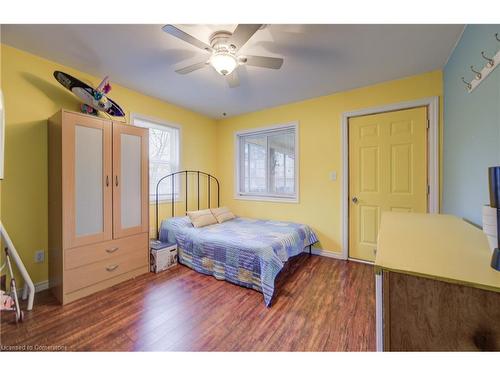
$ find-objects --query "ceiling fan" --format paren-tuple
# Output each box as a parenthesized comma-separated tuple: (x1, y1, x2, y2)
(162, 24, 284, 88)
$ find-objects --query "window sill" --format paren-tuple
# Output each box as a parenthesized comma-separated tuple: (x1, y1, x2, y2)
(234, 194, 299, 204)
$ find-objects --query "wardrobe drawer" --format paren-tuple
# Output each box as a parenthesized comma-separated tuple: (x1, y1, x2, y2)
(64, 250, 147, 294)
(64, 233, 148, 270)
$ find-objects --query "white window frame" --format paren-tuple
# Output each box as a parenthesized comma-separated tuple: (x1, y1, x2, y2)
(130, 113, 182, 203)
(234, 121, 299, 203)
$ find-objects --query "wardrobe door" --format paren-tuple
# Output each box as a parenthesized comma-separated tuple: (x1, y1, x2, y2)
(63, 113, 113, 249)
(112, 122, 149, 239)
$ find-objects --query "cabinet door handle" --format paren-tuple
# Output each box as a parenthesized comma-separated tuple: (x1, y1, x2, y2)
(106, 264, 119, 272)
(105, 247, 119, 253)
(115, 176, 119, 187)
(106, 176, 109, 187)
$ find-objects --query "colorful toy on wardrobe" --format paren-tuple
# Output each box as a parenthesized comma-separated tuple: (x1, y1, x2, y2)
(53, 71, 125, 117)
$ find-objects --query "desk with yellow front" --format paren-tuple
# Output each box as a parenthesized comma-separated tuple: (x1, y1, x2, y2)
(375, 212, 500, 351)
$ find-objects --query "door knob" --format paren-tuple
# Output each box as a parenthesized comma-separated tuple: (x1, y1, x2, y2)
(352, 197, 359, 204)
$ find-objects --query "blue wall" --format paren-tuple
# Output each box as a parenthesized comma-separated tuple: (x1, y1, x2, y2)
(443, 25, 500, 226)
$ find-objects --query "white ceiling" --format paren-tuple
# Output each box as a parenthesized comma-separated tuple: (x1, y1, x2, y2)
(1, 24, 464, 119)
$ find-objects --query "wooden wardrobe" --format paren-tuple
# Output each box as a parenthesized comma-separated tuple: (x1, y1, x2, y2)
(48, 109, 149, 304)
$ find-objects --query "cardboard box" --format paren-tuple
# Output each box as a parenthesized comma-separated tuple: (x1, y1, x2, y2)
(150, 241, 178, 273)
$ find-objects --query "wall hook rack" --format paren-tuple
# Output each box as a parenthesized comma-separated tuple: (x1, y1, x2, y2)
(461, 77, 472, 90)
(470, 65, 482, 80)
(481, 51, 495, 68)
(462, 33, 500, 93)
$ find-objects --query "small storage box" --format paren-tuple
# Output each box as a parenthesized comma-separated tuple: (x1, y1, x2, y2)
(150, 241, 178, 273)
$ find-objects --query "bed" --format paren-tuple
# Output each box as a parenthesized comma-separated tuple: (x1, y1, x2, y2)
(154, 170, 318, 307)
(159, 215, 318, 306)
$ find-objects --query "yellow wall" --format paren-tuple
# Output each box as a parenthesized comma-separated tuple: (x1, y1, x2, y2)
(0, 44, 217, 284)
(216, 71, 443, 255)
(1, 40, 444, 285)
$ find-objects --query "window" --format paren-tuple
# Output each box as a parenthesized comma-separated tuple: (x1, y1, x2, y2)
(236, 123, 298, 202)
(132, 115, 180, 202)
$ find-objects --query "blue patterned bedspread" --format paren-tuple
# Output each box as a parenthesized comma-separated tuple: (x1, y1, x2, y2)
(159, 216, 318, 306)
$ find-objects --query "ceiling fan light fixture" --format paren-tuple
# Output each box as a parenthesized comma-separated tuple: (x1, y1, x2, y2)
(162, 25, 283, 88)
(210, 51, 237, 76)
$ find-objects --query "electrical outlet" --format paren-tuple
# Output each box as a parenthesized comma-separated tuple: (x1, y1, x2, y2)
(35, 249, 45, 263)
(330, 171, 337, 181)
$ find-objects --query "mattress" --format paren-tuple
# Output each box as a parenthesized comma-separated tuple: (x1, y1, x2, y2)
(159, 216, 318, 306)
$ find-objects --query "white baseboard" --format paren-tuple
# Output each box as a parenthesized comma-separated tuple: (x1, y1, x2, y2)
(348, 257, 375, 265)
(34, 280, 50, 292)
(303, 247, 375, 265)
(303, 246, 346, 260)
(14, 279, 49, 297)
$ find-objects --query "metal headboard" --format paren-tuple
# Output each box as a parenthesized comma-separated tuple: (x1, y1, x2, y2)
(155, 170, 220, 239)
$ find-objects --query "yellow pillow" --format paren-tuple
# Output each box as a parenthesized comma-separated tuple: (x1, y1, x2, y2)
(187, 209, 217, 228)
(211, 207, 236, 224)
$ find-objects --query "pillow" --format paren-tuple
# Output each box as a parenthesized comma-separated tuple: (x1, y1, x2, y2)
(211, 207, 236, 224)
(186, 209, 217, 228)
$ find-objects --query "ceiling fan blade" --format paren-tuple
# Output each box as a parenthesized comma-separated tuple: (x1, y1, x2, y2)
(228, 24, 262, 51)
(226, 70, 240, 88)
(175, 61, 208, 75)
(243, 55, 284, 69)
(162, 25, 213, 52)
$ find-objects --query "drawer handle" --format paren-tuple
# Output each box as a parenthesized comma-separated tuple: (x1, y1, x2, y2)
(106, 247, 119, 253)
(106, 264, 119, 272)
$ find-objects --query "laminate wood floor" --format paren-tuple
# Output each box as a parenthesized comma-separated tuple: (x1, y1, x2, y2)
(0, 255, 375, 351)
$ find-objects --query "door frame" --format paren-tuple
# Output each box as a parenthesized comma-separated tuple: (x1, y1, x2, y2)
(341, 96, 439, 261)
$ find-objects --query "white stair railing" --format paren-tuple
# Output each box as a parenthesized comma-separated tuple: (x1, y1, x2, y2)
(1, 220, 35, 310)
